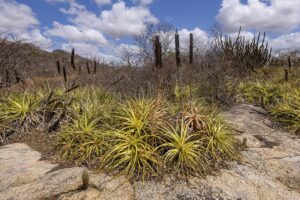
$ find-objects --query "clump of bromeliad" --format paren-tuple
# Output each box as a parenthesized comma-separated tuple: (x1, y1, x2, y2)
(0, 87, 240, 180)
(53, 89, 240, 180)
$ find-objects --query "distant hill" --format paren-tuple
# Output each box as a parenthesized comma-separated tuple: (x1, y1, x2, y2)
(0, 39, 102, 87)
(22, 47, 94, 77)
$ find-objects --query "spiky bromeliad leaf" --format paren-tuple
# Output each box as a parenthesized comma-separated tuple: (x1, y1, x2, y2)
(57, 114, 105, 164)
(115, 97, 165, 135)
(0, 93, 40, 124)
(159, 119, 206, 175)
(270, 90, 300, 134)
(202, 120, 237, 160)
(101, 130, 159, 180)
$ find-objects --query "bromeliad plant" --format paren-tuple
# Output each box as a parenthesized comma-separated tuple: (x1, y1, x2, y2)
(201, 119, 237, 161)
(100, 97, 165, 179)
(238, 81, 283, 107)
(181, 101, 214, 132)
(115, 97, 166, 135)
(270, 90, 300, 134)
(239, 69, 300, 135)
(159, 119, 206, 176)
(57, 114, 106, 164)
(101, 129, 160, 180)
(0, 92, 41, 132)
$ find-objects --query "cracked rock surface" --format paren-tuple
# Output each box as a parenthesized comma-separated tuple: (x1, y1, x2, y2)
(0, 143, 134, 200)
(1, 104, 299, 200)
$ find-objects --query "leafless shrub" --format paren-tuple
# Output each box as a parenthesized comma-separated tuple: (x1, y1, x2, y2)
(134, 22, 175, 63)
(0, 35, 36, 88)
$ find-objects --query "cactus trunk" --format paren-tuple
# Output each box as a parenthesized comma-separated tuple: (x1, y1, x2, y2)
(175, 30, 181, 67)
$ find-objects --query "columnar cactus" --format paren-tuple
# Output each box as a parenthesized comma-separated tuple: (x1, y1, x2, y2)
(63, 66, 67, 83)
(175, 30, 181, 67)
(71, 48, 76, 71)
(56, 60, 61, 74)
(86, 62, 91, 74)
(288, 56, 291, 68)
(189, 33, 194, 65)
(93, 60, 97, 74)
(154, 35, 162, 69)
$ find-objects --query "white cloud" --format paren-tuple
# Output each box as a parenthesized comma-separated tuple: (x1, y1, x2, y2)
(47, 0, 75, 4)
(228, 31, 255, 41)
(61, 42, 118, 62)
(19, 29, 52, 49)
(94, 0, 112, 6)
(0, 0, 39, 33)
(177, 28, 210, 50)
(268, 32, 300, 52)
(46, 21, 108, 45)
(62, 1, 159, 38)
(0, 0, 52, 49)
(217, 0, 300, 33)
(133, 0, 153, 6)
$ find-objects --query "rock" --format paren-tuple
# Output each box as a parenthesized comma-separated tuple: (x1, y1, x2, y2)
(0, 143, 134, 200)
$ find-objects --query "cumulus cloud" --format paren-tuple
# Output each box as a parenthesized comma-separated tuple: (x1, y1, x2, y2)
(47, 0, 75, 4)
(44, 0, 160, 59)
(133, 0, 153, 6)
(177, 28, 210, 50)
(19, 29, 52, 49)
(61, 1, 158, 38)
(0, 0, 39, 33)
(268, 32, 300, 52)
(227, 31, 255, 41)
(61, 42, 118, 62)
(46, 21, 108, 45)
(94, 0, 112, 6)
(217, 0, 300, 34)
(0, 0, 52, 49)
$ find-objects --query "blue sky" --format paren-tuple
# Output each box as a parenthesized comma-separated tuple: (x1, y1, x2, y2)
(1, 0, 300, 60)
(21, 0, 221, 30)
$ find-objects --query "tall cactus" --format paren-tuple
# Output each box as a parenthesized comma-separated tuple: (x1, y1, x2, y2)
(63, 66, 67, 83)
(154, 35, 162, 69)
(93, 60, 97, 74)
(175, 30, 181, 67)
(56, 60, 61, 74)
(189, 33, 194, 65)
(71, 48, 76, 71)
(288, 56, 291, 68)
(86, 62, 91, 74)
(285, 69, 289, 82)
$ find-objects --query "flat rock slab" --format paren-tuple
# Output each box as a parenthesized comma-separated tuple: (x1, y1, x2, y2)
(135, 104, 300, 200)
(0, 143, 134, 200)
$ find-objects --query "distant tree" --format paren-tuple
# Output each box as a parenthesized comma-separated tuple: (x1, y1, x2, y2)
(134, 22, 176, 62)
(118, 45, 138, 68)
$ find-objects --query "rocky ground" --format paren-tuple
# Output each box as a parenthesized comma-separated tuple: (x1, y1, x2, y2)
(0, 104, 299, 200)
